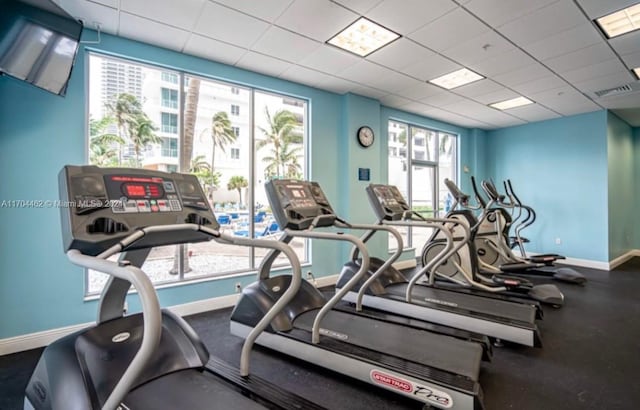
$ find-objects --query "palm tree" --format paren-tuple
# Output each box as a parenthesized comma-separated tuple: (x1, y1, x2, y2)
(181, 77, 201, 171)
(209, 111, 237, 180)
(105, 93, 143, 140)
(263, 140, 302, 179)
(257, 108, 302, 179)
(227, 175, 248, 207)
(128, 113, 160, 166)
(89, 115, 124, 167)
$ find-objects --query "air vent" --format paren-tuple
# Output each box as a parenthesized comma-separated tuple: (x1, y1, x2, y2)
(592, 81, 640, 98)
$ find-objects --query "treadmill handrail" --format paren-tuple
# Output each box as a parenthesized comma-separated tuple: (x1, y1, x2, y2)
(67, 250, 162, 410)
(336, 221, 404, 311)
(88, 223, 304, 381)
(261, 228, 370, 344)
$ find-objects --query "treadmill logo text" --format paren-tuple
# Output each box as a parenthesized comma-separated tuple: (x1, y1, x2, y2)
(370, 370, 412, 393)
(413, 385, 453, 408)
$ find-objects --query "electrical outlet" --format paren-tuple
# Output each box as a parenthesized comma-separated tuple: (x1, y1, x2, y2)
(235, 283, 242, 293)
(555, 238, 561, 245)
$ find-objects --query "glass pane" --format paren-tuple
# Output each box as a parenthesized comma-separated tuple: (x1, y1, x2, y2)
(388, 121, 409, 250)
(183, 75, 252, 277)
(411, 165, 435, 251)
(412, 127, 436, 161)
(88, 54, 179, 293)
(253, 91, 307, 267)
(438, 132, 457, 216)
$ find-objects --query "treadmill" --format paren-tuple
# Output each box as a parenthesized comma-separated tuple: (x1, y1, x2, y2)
(230, 179, 486, 410)
(25, 165, 324, 410)
(337, 184, 543, 347)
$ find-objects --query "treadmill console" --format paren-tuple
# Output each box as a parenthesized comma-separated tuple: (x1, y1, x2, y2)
(366, 184, 410, 221)
(59, 165, 218, 255)
(265, 179, 336, 230)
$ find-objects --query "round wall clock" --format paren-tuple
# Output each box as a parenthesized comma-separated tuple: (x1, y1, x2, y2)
(357, 126, 374, 148)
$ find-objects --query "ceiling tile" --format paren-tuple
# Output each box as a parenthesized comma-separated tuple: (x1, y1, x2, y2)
(251, 26, 322, 64)
(349, 84, 388, 99)
(473, 88, 521, 105)
(337, 60, 390, 83)
(575, 0, 639, 19)
(279, 65, 334, 87)
(120, 0, 206, 30)
(609, 31, 640, 56)
(408, 8, 490, 52)
(275, 0, 358, 42)
(401, 102, 442, 117)
(573, 71, 637, 93)
(61, 0, 118, 34)
(367, 38, 435, 71)
(332, 0, 384, 14)
(622, 51, 640, 68)
(235, 52, 292, 77)
(544, 43, 617, 73)
(601, 94, 640, 111)
(510, 75, 569, 95)
(183, 34, 247, 65)
(453, 79, 504, 99)
(85, 0, 117, 7)
(469, 48, 535, 77)
(486, 117, 528, 128)
(394, 82, 442, 101)
(194, 2, 270, 48)
(211, 0, 295, 22)
(492, 63, 554, 87)
(119, 13, 190, 51)
(441, 31, 514, 67)
(298, 45, 361, 75)
(420, 91, 466, 106)
(314, 75, 359, 94)
(464, 0, 556, 27)
(379, 94, 414, 107)
(366, 0, 457, 34)
(506, 104, 561, 122)
(522, 23, 604, 61)
(528, 86, 602, 115)
(372, 72, 424, 94)
(561, 59, 630, 83)
(402, 54, 461, 81)
(497, 1, 587, 46)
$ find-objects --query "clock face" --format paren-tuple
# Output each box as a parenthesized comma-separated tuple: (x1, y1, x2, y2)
(357, 126, 374, 148)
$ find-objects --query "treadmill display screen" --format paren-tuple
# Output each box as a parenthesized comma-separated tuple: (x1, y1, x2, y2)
(123, 183, 163, 199)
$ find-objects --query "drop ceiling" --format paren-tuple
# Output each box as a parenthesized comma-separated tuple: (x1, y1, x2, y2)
(54, 0, 640, 128)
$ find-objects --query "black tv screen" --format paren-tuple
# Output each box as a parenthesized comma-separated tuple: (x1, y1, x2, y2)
(0, 0, 83, 96)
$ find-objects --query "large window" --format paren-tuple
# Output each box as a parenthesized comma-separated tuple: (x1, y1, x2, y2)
(387, 120, 457, 253)
(87, 53, 308, 295)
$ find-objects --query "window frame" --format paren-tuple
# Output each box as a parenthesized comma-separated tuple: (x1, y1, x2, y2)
(85, 51, 310, 297)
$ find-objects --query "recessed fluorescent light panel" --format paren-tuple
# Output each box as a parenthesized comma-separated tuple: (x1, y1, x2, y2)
(595, 3, 640, 38)
(327, 17, 400, 57)
(634, 67, 640, 79)
(428, 68, 484, 89)
(490, 96, 534, 110)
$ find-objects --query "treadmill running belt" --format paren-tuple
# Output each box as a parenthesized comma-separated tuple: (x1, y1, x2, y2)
(386, 283, 537, 324)
(293, 309, 482, 381)
(123, 369, 266, 409)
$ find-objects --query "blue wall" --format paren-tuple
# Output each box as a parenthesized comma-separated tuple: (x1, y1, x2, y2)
(606, 112, 635, 260)
(0, 32, 476, 339)
(485, 111, 609, 262)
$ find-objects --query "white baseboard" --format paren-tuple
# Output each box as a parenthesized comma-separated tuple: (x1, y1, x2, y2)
(607, 250, 640, 270)
(0, 322, 92, 356)
(0, 274, 341, 357)
(528, 250, 640, 271)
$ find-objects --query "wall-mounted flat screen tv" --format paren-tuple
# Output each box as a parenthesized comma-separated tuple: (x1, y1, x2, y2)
(0, 0, 83, 96)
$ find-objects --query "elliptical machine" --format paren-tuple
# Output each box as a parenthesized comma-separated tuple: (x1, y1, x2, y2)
(420, 178, 564, 306)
